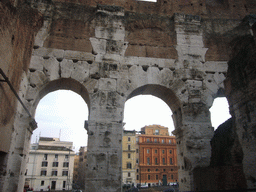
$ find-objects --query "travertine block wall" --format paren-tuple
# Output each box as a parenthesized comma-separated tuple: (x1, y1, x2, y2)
(1, 0, 256, 192)
(225, 18, 256, 189)
(0, 1, 42, 191)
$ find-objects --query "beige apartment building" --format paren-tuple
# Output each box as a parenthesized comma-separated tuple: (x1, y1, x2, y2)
(25, 137, 75, 191)
(122, 130, 137, 187)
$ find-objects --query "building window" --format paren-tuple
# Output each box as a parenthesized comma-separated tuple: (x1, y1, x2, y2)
(136, 149, 139, 153)
(169, 150, 172, 154)
(136, 169, 139, 173)
(128, 145, 131, 151)
(156, 175, 158, 180)
(169, 140, 172, 144)
(55, 154, 58, 161)
(170, 158, 173, 165)
(62, 170, 68, 176)
(154, 138, 157, 143)
(128, 172, 131, 177)
(137, 175, 139, 180)
(52, 162, 59, 167)
(162, 139, 165, 144)
(128, 137, 130, 141)
(148, 175, 150, 180)
(155, 129, 159, 135)
(163, 169, 166, 172)
(155, 149, 157, 154)
(148, 169, 150, 172)
(136, 137, 139, 143)
(147, 157, 150, 165)
(147, 138, 150, 143)
(155, 158, 158, 165)
(43, 154, 48, 160)
(40, 170, 47, 176)
(147, 149, 150, 154)
(51, 170, 58, 176)
(171, 174, 173, 179)
(136, 158, 139, 164)
(63, 181, 66, 188)
(162, 150, 165, 154)
(127, 163, 132, 169)
(156, 169, 158, 171)
(41, 161, 48, 167)
(163, 158, 165, 165)
(65, 155, 69, 161)
(41, 180, 45, 186)
(128, 153, 131, 158)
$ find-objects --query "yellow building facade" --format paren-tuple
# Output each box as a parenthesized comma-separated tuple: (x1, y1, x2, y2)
(122, 130, 137, 187)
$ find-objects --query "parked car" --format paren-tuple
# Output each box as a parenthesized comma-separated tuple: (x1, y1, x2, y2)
(139, 183, 148, 188)
(169, 182, 178, 186)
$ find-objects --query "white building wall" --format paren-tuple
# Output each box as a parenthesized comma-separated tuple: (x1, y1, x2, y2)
(25, 138, 75, 191)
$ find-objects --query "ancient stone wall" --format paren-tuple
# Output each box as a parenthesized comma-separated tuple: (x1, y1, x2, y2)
(0, 0, 256, 191)
(225, 15, 256, 189)
(192, 118, 246, 191)
(0, 1, 42, 191)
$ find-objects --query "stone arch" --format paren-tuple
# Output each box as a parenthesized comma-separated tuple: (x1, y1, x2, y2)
(125, 83, 183, 134)
(126, 84, 181, 113)
(30, 78, 90, 117)
(3, 75, 91, 191)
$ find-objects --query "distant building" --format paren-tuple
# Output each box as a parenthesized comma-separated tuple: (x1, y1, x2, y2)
(122, 130, 137, 187)
(25, 137, 75, 191)
(73, 146, 87, 189)
(73, 154, 79, 186)
(136, 125, 178, 186)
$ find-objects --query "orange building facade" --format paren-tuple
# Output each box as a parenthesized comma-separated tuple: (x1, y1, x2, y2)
(136, 125, 178, 186)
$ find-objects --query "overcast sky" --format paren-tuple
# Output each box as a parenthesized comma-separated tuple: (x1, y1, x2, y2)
(32, 90, 231, 152)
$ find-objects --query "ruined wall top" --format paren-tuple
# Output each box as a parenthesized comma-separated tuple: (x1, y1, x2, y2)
(33, 0, 256, 19)
(28, 0, 256, 61)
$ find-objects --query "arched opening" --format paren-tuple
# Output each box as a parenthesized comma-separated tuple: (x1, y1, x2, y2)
(32, 90, 88, 152)
(122, 84, 180, 190)
(124, 95, 174, 132)
(24, 78, 90, 191)
(210, 97, 231, 130)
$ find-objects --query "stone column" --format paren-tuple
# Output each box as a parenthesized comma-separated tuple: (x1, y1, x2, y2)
(1, 111, 36, 192)
(173, 104, 213, 192)
(85, 5, 127, 192)
(85, 86, 125, 192)
(173, 13, 213, 191)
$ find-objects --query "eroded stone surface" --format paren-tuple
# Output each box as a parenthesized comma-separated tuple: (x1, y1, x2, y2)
(1, 1, 256, 192)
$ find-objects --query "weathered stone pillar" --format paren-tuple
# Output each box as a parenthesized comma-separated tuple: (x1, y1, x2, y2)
(173, 13, 213, 191)
(85, 90, 125, 191)
(173, 104, 213, 192)
(1, 92, 36, 192)
(85, 5, 127, 192)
